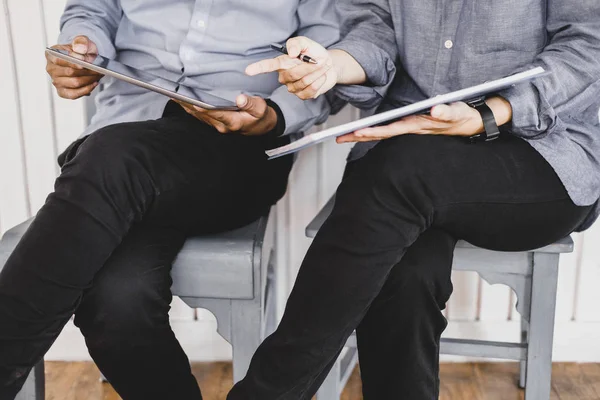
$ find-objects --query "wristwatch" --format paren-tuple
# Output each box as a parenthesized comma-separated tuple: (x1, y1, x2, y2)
(465, 96, 501, 143)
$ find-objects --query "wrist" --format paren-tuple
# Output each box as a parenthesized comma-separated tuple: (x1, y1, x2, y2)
(486, 96, 513, 126)
(329, 50, 344, 85)
(263, 99, 286, 138)
(470, 108, 486, 134)
(467, 98, 504, 142)
(329, 49, 366, 86)
(467, 96, 513, 136)
(264, 106, 278, 132)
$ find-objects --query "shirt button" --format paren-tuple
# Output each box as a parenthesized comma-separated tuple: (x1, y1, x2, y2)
(196, 19, 206, 28)
(444, 39, 454, 49)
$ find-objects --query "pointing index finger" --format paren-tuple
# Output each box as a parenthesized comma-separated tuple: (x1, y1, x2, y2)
(246, 55, 301, 76)
(246, 58, 283, 76)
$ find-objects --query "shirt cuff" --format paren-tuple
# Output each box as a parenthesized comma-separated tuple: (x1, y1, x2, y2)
(329, 39, 396, 109)
(330, 38, 393, 87)
(333, 84, 387, 110)
(499, 81, 560, 139)
(58, 22, 117, 59)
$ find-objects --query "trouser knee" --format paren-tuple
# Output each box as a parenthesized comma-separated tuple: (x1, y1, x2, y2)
(55, 125, 161, 226)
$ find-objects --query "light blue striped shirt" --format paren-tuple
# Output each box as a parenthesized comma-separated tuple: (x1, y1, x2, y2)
(58, 0, 339, 137)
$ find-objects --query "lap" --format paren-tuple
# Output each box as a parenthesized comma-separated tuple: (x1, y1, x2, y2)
(59, 104, 292, 234)
(338, 134, 591, 251)
(347, 134, 567, 204)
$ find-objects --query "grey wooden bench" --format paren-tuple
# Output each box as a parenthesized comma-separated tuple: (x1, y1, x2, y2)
(3, 213, 279, 400)
(307, 196, 572, 400)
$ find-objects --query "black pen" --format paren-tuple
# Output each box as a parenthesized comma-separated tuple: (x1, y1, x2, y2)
(270, 43, 318, 64)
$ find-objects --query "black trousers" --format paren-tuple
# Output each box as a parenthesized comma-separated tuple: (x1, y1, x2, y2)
(0, 102, 293, 400)
(228, 134, 593, 400)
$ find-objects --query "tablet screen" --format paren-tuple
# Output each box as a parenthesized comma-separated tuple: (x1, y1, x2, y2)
(46, 48, 239, 110)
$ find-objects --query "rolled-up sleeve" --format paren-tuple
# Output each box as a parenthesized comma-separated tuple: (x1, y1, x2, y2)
(500, 0, 600, 138)
(329, 0, 398, 110)
(57, 0, 123, 59)
(272, 0, 340, 135)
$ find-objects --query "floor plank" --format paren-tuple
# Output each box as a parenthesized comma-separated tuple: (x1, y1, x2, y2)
(190, 362, 231, 400)
(581, 363, 600, 400)
(551, 363, 599, 400)
(44, 362, 600, 400)
(340, 367, 362, 400)
(439, 363, 485, 400)
(472, 363, 525, 400)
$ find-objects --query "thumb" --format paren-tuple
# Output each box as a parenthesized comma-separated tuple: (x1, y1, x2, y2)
(236, 94, 267, 118)
(286, 36, 314, 58)
(430, 104, 457, 121)
(72, 36, 97, 54)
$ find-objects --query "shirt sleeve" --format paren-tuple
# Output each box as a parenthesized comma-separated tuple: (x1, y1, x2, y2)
(57, 0, 123, 59)
(271, 0, 340, 135)
(328, 0, 398, 110)
(500, 0, 600, 138)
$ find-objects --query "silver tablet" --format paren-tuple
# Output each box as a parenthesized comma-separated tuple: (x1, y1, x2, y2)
(266, 67, 550, 159)
(45, 47, 239, 110)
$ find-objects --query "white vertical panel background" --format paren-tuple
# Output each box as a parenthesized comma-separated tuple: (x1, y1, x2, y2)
(0, 0, 31, 233)
(2, 0, 600, 362)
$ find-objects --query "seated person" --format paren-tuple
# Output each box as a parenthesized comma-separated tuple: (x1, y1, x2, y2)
(0, 0, 338, 399)
(227, 0, 600, 398)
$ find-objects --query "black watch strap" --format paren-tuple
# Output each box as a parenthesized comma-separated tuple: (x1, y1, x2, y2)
(466, 97, 501, 143)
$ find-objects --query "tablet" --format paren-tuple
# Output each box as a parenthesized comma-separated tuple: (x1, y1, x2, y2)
(266, 67, 549, 159)
(45, 47, 239, 110)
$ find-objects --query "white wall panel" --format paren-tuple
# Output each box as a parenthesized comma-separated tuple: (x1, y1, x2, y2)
(573, 224, 600, 322)
(7, 0, 60, 210)
(478, 281, 511, 322)
(446, 271, 479, 321)
(554, 232, 583, 322)
(286, 146, 320, 280)
(0, 1, 32, 232)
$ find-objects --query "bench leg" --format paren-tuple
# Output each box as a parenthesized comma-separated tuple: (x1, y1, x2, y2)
(524, 253, 559, 400)
(231, 299, 262, 384)
(519, 316, 529, 389)
(15, 361, 44, 400)
(316, 359, 341, 400)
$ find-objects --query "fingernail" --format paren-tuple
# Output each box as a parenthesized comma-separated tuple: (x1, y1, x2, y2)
(73, 44, 87, 53)
(431, 107, 442, 118)
(237, 96, 248, 107)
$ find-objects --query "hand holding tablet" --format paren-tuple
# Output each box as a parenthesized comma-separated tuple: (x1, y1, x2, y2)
(45, 47, 239, 110)
(45, 36, 103, 100)
(171, 94, 280, 136)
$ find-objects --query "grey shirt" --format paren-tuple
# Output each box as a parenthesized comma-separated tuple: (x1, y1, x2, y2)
(58, 0, 339, 137)
(331, 0, 600, 230)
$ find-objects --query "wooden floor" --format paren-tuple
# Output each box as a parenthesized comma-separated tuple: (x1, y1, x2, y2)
(44, 362, 600, 400)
